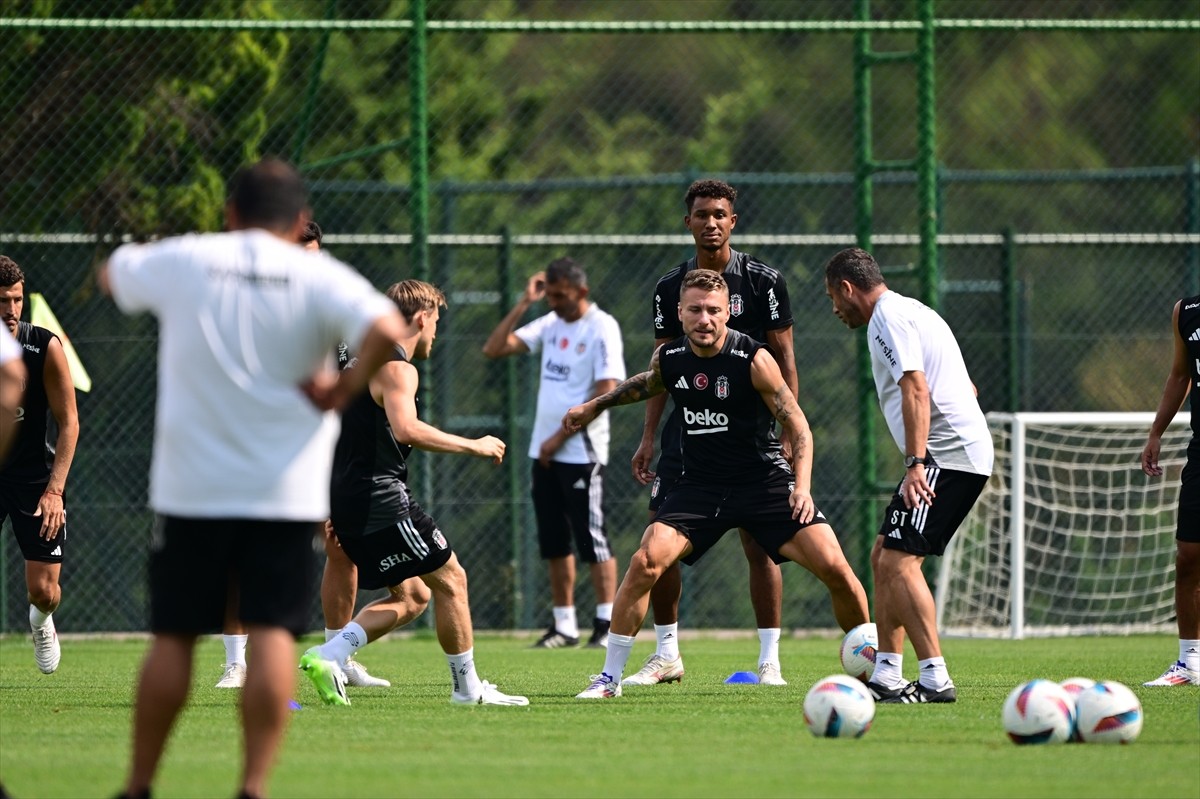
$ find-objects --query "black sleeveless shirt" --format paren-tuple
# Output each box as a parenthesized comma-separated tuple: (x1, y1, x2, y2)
(0, 323, 57, 483)
(657, 329, 788, 484)
(1179, 294, 1200, 438)
(329, 346, 415, 537)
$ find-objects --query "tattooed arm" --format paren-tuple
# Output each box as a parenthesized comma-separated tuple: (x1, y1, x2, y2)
(563, 346, 666, 433)
(751, 348, 815, 522)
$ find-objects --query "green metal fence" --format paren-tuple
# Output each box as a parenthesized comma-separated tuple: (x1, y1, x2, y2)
(1, 0, 1197, 633)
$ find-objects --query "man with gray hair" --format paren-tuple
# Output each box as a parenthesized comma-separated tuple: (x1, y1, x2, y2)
(483, 257, 626, 649)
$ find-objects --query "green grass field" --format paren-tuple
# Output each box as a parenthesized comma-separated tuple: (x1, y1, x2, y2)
(0, 633, 1196, 798)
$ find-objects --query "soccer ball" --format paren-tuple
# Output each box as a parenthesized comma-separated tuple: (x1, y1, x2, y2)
(1059, 676, 1096, 698)
(803, 674, 875, 739)
(1001, 679, 1075, 745)
(1075, 681, 1143, 744)
(839, 622, 878, 683)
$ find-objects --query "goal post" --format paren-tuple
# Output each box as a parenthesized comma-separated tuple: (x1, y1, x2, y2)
(936, 411, 1192, 639)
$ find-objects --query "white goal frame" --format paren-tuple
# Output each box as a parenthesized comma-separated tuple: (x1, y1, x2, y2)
(936, 411, 1191, 639)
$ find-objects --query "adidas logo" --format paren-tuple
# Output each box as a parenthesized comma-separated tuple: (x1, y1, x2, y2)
(49, 546, 61, 557)
(573, 478, 587, 490)
(887, 529, 902, 539)
(674, 376, 689, 389)
(1190, 330, 1200, 342)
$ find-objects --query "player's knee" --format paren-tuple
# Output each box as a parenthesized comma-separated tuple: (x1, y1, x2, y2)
(629, 548, 665, 583)
(27, 582, 58, 609)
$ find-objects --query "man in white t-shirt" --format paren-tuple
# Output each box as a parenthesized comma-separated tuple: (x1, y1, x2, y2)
(483, 258, 626, 648)
(0, 325, 25, 460)
(824, 247, 993, 705)
(99, 158, 404, 799)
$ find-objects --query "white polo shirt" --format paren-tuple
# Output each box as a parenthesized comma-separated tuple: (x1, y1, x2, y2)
(868, 290, 994, 476)
(515, 304, 626, 465)
(108, 230, 396, 520)
(0, 327, 20, 364)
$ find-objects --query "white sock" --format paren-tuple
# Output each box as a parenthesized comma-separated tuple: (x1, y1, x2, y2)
(872, 651, 904, 688)
(553, 606, 579, 638)
(321, 622, 368, 663)
(602, 632, 637, 682)
(595, 603, 613, 622)
(1181, 639, 1200, 673)
(324, 627, 340, 643)
(447, 648, 482, 699)
(222, 634, 247, 666)
(655, 623, 680, 660)
(758, 627, 781, 667)
(918, 656, 952, 690)
(29, 605, 51, 630)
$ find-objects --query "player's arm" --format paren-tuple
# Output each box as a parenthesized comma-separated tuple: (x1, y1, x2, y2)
(898, 369, 934, 509)
(0, 355, 25, 462)
(1142, 299, 1191, 477)
(751, 349, 814, 523)
(302, 310, 407, 412)
(37, 336, 79, 540)
(764, 325, 799, 400)
(375, 361, 505, 463)
(481, 273, 542, 359)
(564, 346, 665, 433)
(632, 336, 672, 483)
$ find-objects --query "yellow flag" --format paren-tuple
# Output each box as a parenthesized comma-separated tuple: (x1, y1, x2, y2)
(28, 293, 92, 393)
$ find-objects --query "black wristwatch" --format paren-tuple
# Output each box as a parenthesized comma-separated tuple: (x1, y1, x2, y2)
(904, 454, 926, 469)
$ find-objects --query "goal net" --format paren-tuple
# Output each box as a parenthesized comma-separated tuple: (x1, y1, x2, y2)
(936, 412, 1192, 638)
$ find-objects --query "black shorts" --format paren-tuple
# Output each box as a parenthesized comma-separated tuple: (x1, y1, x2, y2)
(336, 499, 453, 590)
(877, 466, 989, 557)
(648, 455, 682, 513)
(148, 515, 318, 637)
(653, 469, 828, 566)
(1179, 439, 1200, 543)
(0, 481, 65, 563)
(531, 460, 613, 563)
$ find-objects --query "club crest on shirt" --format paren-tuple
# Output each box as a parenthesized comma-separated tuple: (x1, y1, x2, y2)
(576, 341, 587, 354)
(694, 374, 709, 390)
(716, 375, 729, 399)
(432, 529, 448, 550)
(730, 293, 744, 317)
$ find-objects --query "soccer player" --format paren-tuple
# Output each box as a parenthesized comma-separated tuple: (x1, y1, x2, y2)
(628, 178, 798, 687)
(100, 158, 406, 799)
(1139, 295, 1200, 686)
(482, 258, 625, 649)
(216, 218, 390, 691)
(0, 326, 26, 460)
(566, 270, 869, 699)
(299, 280, 528, 707)
(824, 247, 993, 704)
(0, 255, 80, 676)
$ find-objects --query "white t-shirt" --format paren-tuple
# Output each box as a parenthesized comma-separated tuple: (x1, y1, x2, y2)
(515, 304, 626, 465)
(108, 230, 396, 519)
(868, 290, 994, 476)
(0, 327, 20, 364)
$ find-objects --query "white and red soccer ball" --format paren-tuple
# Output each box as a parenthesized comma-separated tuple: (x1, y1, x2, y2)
(839, 623, 878, 683)
(803, 674, 875, 739)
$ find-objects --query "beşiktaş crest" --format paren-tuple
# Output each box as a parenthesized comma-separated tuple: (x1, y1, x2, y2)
(716, 375, 730, 399)
(730, 293, 744, 317)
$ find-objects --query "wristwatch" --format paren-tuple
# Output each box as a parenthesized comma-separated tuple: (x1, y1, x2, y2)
(904, 454, 925, 469)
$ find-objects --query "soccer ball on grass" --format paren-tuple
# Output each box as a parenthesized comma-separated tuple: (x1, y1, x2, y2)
(1075, 681, 1142, 744)
(1001, 679, 1075, 745)
(803, 674, 875, 739)
(839, 622, 878, 683)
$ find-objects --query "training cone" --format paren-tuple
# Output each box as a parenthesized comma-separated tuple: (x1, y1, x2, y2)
(725, 671, 759, 684)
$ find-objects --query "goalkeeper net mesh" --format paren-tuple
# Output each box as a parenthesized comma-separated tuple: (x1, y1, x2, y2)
(937, 412, 1192, 638)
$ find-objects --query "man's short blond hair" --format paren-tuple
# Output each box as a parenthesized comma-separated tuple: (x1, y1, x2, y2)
(386, 280, 447, 321)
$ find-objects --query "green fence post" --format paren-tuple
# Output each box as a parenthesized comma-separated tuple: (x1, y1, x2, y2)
(499, 227, 525, 629)
(1187, 158, 1199, 295)
(409, 0, 429, 283)
(1002, 226, 1019, 412)
(916, 0, 939, 309)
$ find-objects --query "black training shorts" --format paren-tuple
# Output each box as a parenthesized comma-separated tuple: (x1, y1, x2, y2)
(877, 466, 989, 557)
(0, 481, 65, 563)
(148, 515, 319, 637)
(336, 499, 453, 590)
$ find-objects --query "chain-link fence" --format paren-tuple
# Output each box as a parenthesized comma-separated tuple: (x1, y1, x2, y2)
(2, 0, 1197, 633)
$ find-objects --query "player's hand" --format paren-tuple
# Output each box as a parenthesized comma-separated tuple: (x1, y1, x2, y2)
(34, 490, 65, 540)
(562, 403, 595, 434)
(525, 272, 547, 303)
(631, 440, 656, 485)
(1141, 438, 1163, 477)
(475, 435, 506, 464)
(299, 371, 343, 412)
(901, 465, 935, 510)
(538, 430, 567, 467)
(323, 519, 336, 540)
(789, 487, 815, 524)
